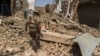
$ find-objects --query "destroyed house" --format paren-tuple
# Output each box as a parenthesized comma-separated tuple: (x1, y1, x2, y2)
(54, 0, 79, 19)
(57, 0, 100, 28)
(53, 0, 100, 28)
(61, 0, 79, 17)
(0, 0, 24, 16)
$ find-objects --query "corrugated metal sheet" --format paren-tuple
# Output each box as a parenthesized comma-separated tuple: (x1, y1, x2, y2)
(73, 33, 100, 56)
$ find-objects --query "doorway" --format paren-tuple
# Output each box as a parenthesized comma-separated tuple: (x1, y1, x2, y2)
(0, 0, 11, 16)
(77, 4, 100, 29)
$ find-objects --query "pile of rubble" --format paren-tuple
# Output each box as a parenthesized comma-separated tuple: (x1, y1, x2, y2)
(40, 13, 99, 37)
(0, 11, 99, 56)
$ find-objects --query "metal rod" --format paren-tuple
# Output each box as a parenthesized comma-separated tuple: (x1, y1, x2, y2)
(66, 0, 71, 18)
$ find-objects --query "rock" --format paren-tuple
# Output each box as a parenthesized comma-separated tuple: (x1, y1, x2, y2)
(13, 54, 21, 56)
(6, 47, 14, 52)
(20, 46, 25, 51)
(0, 45, 4, 51)
(13, 47, 20, 52)
(93, 51, 100, 56)
(37, 50, 47, 56)
(14, 17, 22, 20)
(24, 48, 36, 56)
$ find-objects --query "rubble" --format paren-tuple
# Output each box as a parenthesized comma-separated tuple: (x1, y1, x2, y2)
(0, 11, 99, 56)
(0, 0, 99, 56)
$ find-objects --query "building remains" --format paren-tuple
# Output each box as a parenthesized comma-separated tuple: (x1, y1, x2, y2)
(0, 0, 99, 56)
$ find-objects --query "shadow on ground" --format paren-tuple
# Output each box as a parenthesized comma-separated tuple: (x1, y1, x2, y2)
(69, 43, 82, 56)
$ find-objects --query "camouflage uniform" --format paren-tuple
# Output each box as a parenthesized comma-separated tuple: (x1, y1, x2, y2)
(25, 15, 41, 39)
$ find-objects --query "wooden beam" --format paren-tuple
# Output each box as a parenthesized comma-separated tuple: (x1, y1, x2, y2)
(11, 0, 16, 15)
(71, 0, 79, 19)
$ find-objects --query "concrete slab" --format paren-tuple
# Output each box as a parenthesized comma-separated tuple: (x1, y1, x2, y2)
(41, 31, 75, 44)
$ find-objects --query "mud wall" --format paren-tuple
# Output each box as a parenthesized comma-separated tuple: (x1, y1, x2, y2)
(78, 4, 100, 28)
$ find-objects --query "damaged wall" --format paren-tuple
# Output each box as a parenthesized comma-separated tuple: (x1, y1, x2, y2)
(78, 4, 100, 28)
(45, 4, 55, 13)
(54, 0, 62, 14)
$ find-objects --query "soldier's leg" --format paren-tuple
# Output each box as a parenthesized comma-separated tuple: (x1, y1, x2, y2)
(29, 31, 39, 52)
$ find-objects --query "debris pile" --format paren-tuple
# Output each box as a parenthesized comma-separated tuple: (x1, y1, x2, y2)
(40, 13, 99, 37)
(0, 11, 99, 56)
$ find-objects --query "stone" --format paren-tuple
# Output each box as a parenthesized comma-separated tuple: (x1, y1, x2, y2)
(93, 50, 100, 56)
(14, 54, 21, 56)
(24, 48, 36, 56)
(6, 47, 14, 52)
(0, 45, 4, 51)
(37, 51, 47, 56)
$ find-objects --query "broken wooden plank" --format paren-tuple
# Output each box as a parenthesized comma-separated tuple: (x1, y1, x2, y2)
(41, 31, 75, 44)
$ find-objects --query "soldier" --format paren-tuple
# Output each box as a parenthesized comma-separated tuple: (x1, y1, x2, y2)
(25, 14, 41, 52)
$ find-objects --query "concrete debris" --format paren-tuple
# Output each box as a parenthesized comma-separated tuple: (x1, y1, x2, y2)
(24, 48, 36, 56)
(73, 33, 100, 56)
(0, 1, 99, 55)
(93, 47, 100, 56)
(37, 50, 47, 56)
(41, 31, 75, 44)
